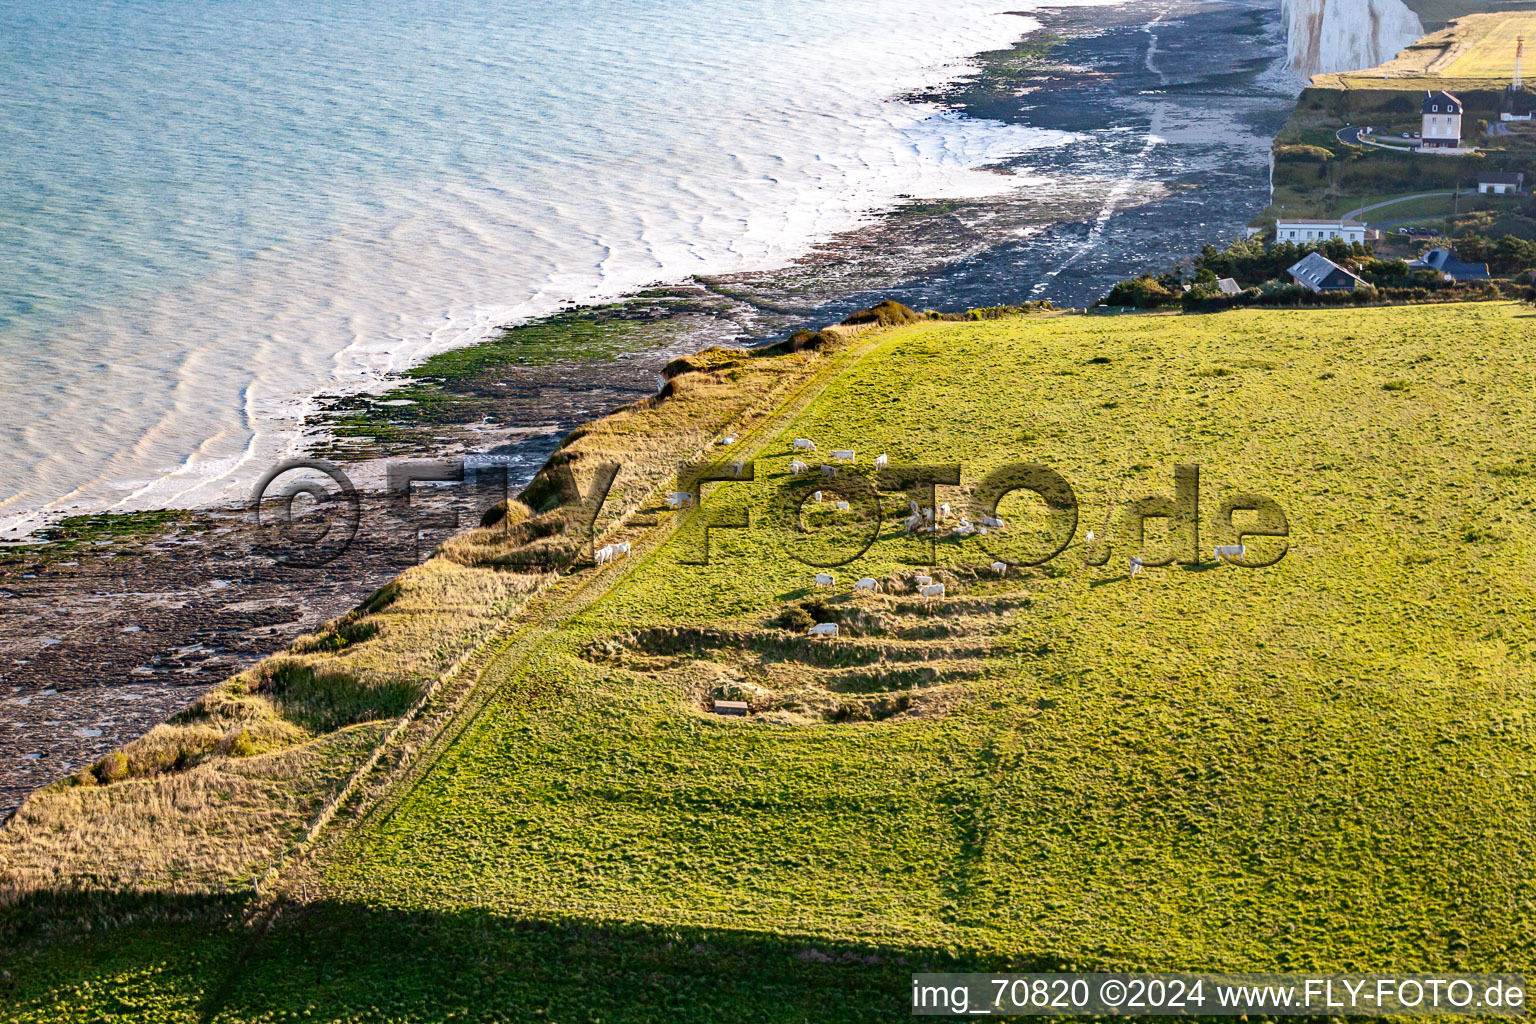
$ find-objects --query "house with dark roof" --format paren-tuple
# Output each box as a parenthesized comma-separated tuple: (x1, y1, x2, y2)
(1288, 252, 1365, 292)
(1408, 247, 1489, 282)
(1477, 171, 1525, 195)
(1421, 90, 1463, 149)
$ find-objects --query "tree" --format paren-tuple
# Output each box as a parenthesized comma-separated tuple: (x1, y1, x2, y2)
(1103, 275, 1175, 309)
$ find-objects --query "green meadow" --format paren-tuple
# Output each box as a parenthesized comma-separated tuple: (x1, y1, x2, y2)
(7, 303, 1536, 1022)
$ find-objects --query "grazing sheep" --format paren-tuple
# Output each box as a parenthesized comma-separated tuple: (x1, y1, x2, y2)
(595, 545, 615, 565)
(807, 622, 839, 638)
(719, 435, 738, 446)
(854, 577, 881, 594)
(991, 561, 1007, 576)
(814, 572, 835, 589)
(1085, 530, 1096, 545)
(821, 464, 837, 477)
(1214, 544, 1247, 563)
(834, 501, 850, 511)
(874, 453, 888, 469)
(730, 460, 745, 479)
(913, 575, 933, 587)
(902, 513, 923, 534)
(831, 450, 855, 463)
(951, 519, 975, 537)
(793, 438, 816, 451)
(790, 459, 809, 475)
(665, 491, 693, 509)
(919, 583, 946, 601)
(812, 490, 823, 503)
(981, 514, 1006, 529)
(614, 541, 631, 558)
(1129, 555, 1144, 578)
(937, 502, 951, 521)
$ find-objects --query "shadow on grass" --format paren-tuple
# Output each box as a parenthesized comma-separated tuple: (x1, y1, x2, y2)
(2, 890, 1075, 1023)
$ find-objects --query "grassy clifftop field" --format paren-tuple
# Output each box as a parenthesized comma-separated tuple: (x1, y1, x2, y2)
(7, 302, 1536, 1021)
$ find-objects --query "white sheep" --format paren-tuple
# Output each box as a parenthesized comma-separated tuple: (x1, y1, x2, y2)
(595, 545, 615, 565)
(902, 513, 923, 534)
(614, 541, 631, 558)
(1129, 555, 1144, 578)
(831, 449, 855, 464)
(981, 514, 1006, 529)
(874, 454, 888, 469)
(665, 491, 693, 509)
(814, 572, 835, 589)
(790, 459, 809, 475)
(1085, 530, 1096, 545)
(854, 577, 881, 594)
(937, 502, 951, 521)
(730, 460, 746, 479)
(991, 561, 1007, 576)
(913, 575, 933, 587)
(834, 501, 850, 511)
(719, 435, 738, 446)
(793, 438, 816, 451)
(807, 622, 839, 638)
(919, 583, 946, 601)
(1214, 544, 1247, 563)
(821, 464, 838, 477)
(812, 490, 823, 503)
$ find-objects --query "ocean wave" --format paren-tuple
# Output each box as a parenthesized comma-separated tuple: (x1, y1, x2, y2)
(0, 0, 1086, 537)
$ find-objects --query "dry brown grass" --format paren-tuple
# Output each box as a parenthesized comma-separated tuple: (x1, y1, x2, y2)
(0, 723, 387, 898)
(0, 559, 545, 901)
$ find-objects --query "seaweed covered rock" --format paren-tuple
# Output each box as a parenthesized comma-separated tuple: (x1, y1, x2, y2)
(840, 299, 922, 327)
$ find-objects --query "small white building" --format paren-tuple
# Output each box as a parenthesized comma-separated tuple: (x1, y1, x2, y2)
(1421, 90, 1463, 149)
(1275, 219, 1366, 245)
(1477, 171, 1525, 194)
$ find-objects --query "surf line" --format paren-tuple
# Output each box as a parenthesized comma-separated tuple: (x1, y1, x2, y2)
(1030, 11, 1170, 298)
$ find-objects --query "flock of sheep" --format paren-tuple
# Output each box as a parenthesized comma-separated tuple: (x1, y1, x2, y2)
(642, 436, 1254, 639)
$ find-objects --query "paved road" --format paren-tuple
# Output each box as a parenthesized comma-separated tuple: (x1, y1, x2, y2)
(1338, 125, 1417, 152)
(1341, 191, 1455, 224)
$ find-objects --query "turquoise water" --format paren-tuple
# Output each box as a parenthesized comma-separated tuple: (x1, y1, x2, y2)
(0, 0, 1072, 531)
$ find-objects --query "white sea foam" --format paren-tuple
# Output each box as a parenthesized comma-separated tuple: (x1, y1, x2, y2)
(0, 0, 1092, 536)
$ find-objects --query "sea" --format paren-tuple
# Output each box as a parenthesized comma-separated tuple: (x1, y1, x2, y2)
(0, 0, 1093, 536)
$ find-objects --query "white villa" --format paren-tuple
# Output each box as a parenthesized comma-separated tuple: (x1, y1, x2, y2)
(1275, 219, 1366, 245)
(1421, 90, 1463, 149)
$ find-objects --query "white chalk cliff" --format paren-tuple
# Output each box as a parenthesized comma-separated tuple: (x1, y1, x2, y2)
(1282, 0, 1425, 78)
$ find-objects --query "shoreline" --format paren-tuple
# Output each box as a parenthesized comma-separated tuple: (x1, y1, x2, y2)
(0, 0, 1298, 817)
